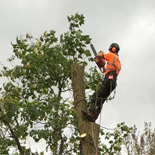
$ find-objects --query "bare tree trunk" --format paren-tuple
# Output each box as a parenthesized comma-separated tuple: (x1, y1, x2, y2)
(71, 63, 100, 155)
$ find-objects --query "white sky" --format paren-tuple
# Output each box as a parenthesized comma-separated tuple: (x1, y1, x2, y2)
(0, 0, 155, 153)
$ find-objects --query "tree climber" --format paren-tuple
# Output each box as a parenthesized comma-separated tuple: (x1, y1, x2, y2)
(82, 43, 121, 122)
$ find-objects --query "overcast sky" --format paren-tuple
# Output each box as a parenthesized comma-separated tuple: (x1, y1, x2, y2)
(0, 0, 155, 153)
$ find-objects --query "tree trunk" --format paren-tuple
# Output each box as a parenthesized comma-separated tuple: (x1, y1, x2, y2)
(71, 63, 100, 155)
(7, 122, 24, 155)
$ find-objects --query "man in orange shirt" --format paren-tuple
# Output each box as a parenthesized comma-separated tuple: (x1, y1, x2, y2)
(82, 43, 121, 122)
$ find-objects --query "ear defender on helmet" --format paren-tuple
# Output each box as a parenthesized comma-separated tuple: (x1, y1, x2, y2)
(109, 43, 120, 53)
(111, 47, 116, 52)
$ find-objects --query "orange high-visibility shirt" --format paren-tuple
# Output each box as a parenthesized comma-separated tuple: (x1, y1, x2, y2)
(103, 52, 121, 76)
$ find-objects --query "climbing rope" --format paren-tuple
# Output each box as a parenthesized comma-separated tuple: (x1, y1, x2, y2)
(94, 80, 100, 109)
(100, 125, 117, 131)
(99, 100, 103, 127)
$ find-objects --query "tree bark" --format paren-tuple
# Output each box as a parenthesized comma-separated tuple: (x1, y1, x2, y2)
(71, 63, 100, 155)
(6, 122, 24, 155)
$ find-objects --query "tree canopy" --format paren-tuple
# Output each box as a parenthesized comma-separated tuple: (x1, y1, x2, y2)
(0, 13, 94, 155)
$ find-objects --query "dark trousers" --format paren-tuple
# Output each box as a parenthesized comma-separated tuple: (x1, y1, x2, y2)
(89, 72, 117, 119)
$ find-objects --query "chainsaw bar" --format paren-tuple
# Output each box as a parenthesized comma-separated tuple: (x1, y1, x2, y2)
(90, 44, 97, 56)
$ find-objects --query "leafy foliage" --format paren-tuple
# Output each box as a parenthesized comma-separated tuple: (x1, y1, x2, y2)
(0, 13, 93, 155)
(98, 122, 132, 155)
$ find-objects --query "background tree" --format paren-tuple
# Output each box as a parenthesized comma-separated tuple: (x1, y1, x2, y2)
(122, 122, 155, 155)
(0, 13, 131, 155)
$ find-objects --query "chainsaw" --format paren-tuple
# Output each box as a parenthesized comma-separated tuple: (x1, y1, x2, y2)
(90, 44, 105, 73)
